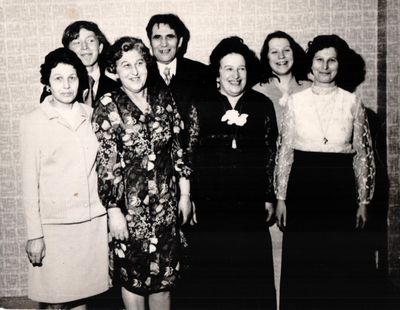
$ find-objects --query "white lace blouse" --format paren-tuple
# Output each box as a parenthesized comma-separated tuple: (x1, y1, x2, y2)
(274, 85, 375, 204)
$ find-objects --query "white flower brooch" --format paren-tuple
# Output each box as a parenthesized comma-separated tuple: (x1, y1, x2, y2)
(221, 109, 248, 126)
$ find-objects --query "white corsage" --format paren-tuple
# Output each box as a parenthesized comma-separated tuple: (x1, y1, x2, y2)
(221, 109, 248, 126)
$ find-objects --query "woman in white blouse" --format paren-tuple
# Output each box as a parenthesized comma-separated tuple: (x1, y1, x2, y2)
(275, 35, 375, 310)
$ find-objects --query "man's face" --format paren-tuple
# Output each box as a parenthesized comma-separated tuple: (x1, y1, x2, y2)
(68, 28, 103, 68)
(150, 23, 182, 64)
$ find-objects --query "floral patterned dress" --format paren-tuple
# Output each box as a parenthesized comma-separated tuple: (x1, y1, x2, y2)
(92, 85, 191, 295)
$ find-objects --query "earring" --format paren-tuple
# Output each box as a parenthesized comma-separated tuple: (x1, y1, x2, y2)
(216, 78, 220, 89)
(46, 85, 51, 92)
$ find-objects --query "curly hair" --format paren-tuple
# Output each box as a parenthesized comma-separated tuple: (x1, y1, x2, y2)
(259, 30, 308, 83)
(306, 34, 366, 92)
(40, 47, 88, 103)
(209, 36, 261, 90)
(61, 20, 111, 70)
(105, 36, 154, 73)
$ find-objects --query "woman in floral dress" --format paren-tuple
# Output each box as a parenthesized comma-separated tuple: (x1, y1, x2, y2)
(189, 36, 278, 309)
(92, 36, 192, 310)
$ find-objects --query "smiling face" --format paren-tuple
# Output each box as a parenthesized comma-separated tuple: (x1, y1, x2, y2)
(267, 38, 294, 76)
(49, 63, 79, 105)
(311, 47, 339, 87)
(218, 53, 247, 98)
(68, 28, 103, 70)
(115, 49, 148, 95)
(150, 23, 182, 65)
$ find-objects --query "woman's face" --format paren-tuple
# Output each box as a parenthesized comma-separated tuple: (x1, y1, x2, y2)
(311, 47, 339, 87)
(116, 49, 148, 94)
(49, 63, 79, 105)
(218, 53, 247, 98)
(267, 38, 294, 76)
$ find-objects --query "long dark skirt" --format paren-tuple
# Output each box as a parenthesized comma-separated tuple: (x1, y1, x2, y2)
(176, 198, 276, 310)
(280, 150, 374, 310)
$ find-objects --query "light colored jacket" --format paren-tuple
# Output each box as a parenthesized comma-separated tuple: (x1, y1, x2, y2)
(21, 97, 106, 240)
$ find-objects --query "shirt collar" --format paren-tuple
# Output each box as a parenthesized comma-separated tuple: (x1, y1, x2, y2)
(157, 58, 177, 77)
(40, 95, 89, 120)
(89, 66, 101, 82)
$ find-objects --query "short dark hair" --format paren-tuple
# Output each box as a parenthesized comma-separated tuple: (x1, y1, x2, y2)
(40, 47, 88, 103)
(306, 34, 365, 92)
(209, 36, 261, 90)
(145, 14, 190, 56)
(259, 30, 308, 83)
(105, 36, 154, 77)
(61, 20, 111, 69)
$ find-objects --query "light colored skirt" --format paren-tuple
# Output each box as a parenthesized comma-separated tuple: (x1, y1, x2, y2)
(28, 214, 109, 303)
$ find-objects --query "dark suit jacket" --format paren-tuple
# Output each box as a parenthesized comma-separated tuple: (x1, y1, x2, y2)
(154, 57, 211, 148)
(94, 71, 120, 103)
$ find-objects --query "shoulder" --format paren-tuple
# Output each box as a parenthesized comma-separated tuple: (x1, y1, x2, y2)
(294, 79, 312, 92)
(98, 74, 120, 93)
(77, 102, 94, 117)
(181, 57, 207, 69)
(337, 87, 361, 114)
(23, 106, 46, 124)
(94, 91, 121, 116)
(291, 87, 312, 100)
(338, 87, 357, 100)
(253, 81, 274, 93)
(180, 57, 208, 76)
(245, 89, 275, 113)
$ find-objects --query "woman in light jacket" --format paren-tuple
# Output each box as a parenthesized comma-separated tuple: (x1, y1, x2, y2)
(21, 47, 109, 309)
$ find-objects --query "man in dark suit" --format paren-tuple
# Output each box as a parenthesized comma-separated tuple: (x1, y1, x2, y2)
(146, 14, 210, 148)
(62, 20, 119, 107)
(146, 14, 212, 307)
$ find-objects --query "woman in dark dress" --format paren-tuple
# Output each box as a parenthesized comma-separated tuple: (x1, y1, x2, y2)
(92, 36, 192, 310)
(275, 34, 375, 310)
(190, 36, 278, 309)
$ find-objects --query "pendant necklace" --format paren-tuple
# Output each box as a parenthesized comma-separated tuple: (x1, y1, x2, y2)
(312, 86, 337, 144)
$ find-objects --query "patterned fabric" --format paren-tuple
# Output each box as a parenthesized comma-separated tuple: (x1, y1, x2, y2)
(275, 85, 375, 204)
(92, 85, 191, 294)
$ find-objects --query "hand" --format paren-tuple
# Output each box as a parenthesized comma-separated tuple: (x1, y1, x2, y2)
(264, 202, 274, 223)
(26, 237, 46, 265)
(179, 194, 192, 225)
(108, 208, 129, 241)
(356, 203, 368, 229)
(276, 200, 287, 231)
(190, 201, 198, 226)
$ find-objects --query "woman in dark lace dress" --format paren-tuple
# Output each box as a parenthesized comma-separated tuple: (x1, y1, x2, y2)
(188, 36, 278, 310)
(92, 36, 192, 310)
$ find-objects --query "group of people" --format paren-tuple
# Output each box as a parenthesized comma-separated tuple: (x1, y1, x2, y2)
(21, 13, 377, 310)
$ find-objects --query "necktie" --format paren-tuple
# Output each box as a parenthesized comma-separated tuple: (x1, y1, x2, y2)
(163, 67, 171, 85)
(85, 76, 95, 107)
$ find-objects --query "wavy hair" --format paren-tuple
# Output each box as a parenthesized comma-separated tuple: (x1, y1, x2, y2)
(306, 34, 366, 92)
(40, 47, 88, 103)
(259, 30, 308, 83)
(209, 36, 261, 90)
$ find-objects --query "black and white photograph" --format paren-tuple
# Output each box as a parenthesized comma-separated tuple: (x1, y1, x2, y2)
(0, 0, 400, 309)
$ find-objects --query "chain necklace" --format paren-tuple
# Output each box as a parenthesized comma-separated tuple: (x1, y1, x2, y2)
(311, 85, 338, 144)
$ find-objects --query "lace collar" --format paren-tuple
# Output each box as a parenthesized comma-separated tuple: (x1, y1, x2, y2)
(311, 84, 338, 95)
